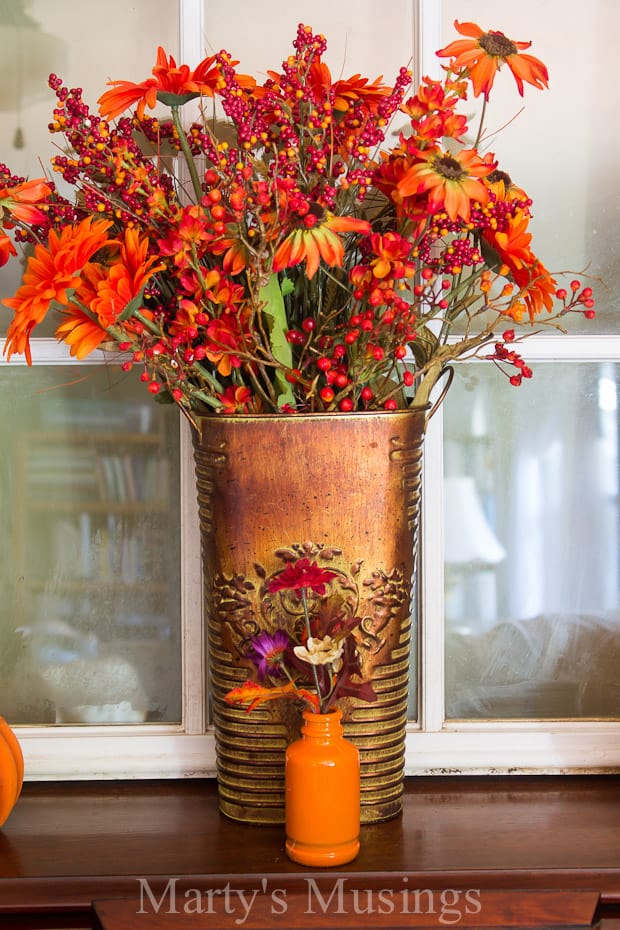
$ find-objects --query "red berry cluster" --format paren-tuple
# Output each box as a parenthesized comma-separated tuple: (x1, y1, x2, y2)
(485, 330, 533, 386)
(555, 282, 596, 319)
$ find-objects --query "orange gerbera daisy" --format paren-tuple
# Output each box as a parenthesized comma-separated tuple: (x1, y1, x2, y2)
(273, 214, 371, 279)
(55, 228, 164, 359)
(437, 21, 549, 100)
(484, 168, 528, 204)
(2, 217, 113, 363)
(518, 259, 556, 320)
(98, 46, 224, 120)
(55, 301, 110, 360)
(307, 60, 392, 115)
(505, 256, 556, 321)
(396, 147, 494, 222)
(485, 211, 533, 273)
(485, 212, 556, 320)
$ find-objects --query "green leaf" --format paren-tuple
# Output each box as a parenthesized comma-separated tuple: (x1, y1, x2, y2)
(259, 274, 295, 408)
(157, 90, 200, 108)
(280, 277, 295, 297)
(116, 290, 147, 323)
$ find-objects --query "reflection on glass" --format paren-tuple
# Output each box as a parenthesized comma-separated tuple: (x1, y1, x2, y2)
(444, 364, 620, 719)
(1, 366, 182, 724)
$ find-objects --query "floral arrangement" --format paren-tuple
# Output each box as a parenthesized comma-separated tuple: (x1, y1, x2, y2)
(223, 553, 377, 714)
(0, 20, 594, 420)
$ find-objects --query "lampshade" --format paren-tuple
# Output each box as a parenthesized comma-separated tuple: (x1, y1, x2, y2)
(444, 476, 506, 565)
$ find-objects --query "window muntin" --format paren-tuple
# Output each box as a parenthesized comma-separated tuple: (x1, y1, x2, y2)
(1, 0, 618, 777)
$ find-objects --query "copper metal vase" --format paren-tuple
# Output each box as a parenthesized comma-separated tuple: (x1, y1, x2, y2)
(192, 409, 428, 824)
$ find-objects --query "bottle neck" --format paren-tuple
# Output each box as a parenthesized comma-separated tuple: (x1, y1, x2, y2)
(301, 707, 344, 740)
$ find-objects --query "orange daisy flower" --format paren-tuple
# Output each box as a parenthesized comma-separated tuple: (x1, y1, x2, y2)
(55, 301, 110, 361)
(307, 60, 392, 115)
(436, 21, 549, 100)
(484, 212, 556, 320)
(56, 228, 164, 359)
(2, 217, 113, 362)
(98, 46, 224, 120)
(484, 168, 528, 204)
(396, 147, 494, 222)
(506, 257, 556, 321)
(485, 211, 533, 272)
(273, 214, 371, 279)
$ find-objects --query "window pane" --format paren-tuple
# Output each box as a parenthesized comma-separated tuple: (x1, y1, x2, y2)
(0, 3, 182, 726)
(444, 363, 620, 719)
(2, 366, 182, 724)
(202, 0, 414, 108)
(441, 0, 618, 334)
(0, 0, 179, 336)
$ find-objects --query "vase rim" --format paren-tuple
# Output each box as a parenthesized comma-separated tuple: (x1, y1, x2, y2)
(192, 406, 430, 429)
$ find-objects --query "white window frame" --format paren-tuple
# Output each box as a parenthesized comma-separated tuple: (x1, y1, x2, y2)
(8, 0, 620, 779)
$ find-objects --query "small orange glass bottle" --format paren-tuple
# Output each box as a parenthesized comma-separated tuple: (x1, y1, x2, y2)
(285, 707, 360, 867)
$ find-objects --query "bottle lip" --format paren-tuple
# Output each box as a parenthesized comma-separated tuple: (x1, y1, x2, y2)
(301, 707, 345, 736)
(302, 706, 342, 722)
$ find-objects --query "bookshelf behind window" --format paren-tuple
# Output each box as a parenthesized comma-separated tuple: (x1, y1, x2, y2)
(8, 414, 181, 726)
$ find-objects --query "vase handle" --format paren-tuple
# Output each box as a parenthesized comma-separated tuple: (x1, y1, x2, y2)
(426, 365, 454, 424)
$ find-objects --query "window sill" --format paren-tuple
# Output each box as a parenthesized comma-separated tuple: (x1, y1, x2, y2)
(0, 775, 619, 928)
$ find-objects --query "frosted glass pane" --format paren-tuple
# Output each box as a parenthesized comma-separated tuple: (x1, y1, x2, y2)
(441, 1, 619, 333)
(1, 367, 182, 724)
(444, 364, 620, 719)
(202, 0, 414, 100)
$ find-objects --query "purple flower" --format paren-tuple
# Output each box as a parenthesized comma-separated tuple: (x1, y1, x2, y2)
(245, 629, 291, 680)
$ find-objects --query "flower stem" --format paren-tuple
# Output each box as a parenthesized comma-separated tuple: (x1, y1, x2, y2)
(300, 588, 322, 711)
(170, 104, 204, 204)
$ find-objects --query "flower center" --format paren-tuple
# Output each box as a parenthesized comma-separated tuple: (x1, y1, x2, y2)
(478, 31, 518, 58)
(433, 155, 466, 181)
(265, 646, 285, 665)
(487, 169, 513, 187)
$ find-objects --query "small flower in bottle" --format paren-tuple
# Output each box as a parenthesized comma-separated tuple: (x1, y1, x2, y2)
(294, 635, 344, 671)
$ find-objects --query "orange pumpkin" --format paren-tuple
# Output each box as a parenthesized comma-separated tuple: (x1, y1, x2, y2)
(0, 717, 24, 828)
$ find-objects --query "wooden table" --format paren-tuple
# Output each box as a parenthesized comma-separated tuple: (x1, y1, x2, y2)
(0, 775, 619, 929)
